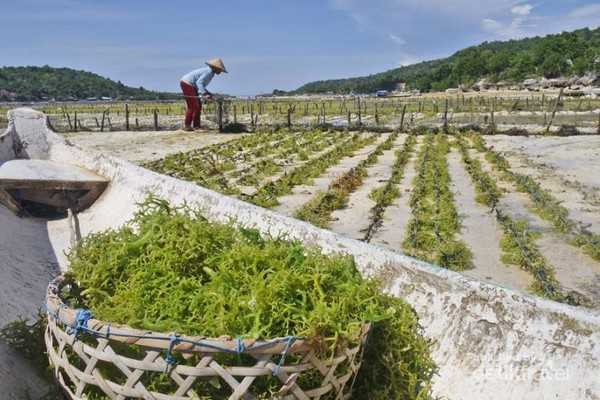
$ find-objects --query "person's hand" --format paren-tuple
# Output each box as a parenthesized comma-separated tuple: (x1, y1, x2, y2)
(203, 93, 214, 101)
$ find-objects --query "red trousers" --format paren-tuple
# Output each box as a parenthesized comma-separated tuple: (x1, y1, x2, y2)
(180, 81, 202, 128)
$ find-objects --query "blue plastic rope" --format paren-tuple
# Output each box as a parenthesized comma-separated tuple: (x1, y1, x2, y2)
(235, 338, 247, 354)
(273, 336, 295, 376)
(164, 334, 181, 370)
(49, 309, 304, 358)
(71, 309, 93, 337)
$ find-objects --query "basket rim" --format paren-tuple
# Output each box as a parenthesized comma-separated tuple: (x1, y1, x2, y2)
(46, 274, 371, 356)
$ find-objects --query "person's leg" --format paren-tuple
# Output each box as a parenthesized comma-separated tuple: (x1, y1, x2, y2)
(193, 101, 202, 128)
(180, 81, 198, 129)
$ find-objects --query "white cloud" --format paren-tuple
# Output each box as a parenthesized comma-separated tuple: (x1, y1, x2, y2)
(330, 0, 600, 69)
(568, 4, 600, 19)
(482, 2, 600, 40)
(482, 18, 504, 33)
(389, 34, 406, 45)
(398, 53, 422, 66)
(331, 0, 519, 19)
(511, 4, 533, 16)
(481, 3, 538, 39)
(330, 0, 371, 30)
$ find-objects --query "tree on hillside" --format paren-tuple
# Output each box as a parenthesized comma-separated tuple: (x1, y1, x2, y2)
(0, 66, 177, 102)
(541, 53, 568, 78)
(295, 27, 600, 94)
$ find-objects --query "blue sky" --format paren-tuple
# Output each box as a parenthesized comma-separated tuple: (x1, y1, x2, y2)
(1, 0, 600, 95)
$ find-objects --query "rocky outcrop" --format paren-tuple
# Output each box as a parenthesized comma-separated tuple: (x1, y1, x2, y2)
(473, 74, 600, 93)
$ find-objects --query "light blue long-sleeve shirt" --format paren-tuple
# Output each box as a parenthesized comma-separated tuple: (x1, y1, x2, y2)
(181, 67, 215, 94)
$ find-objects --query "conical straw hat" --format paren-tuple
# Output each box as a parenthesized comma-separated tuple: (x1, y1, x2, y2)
(206, 58, 227, 73)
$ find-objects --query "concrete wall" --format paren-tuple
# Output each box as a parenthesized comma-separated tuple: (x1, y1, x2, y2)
(2, 108, 600, 400)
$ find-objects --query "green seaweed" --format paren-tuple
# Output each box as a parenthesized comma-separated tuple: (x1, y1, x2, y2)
(459, 134, 583, 305)
(64, 197, 436, 399)
(296, 132, 399, 228)
(249, 134, 377, 208)
(402, 134, 473, 271)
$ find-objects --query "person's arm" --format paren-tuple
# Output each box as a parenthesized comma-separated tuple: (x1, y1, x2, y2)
(194, 72, 208, 95)
(197, 70, 216, 100)
(195, 69, 214, 96)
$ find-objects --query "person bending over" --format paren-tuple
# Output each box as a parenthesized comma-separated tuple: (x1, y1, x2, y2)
(180, 58, 227, 131)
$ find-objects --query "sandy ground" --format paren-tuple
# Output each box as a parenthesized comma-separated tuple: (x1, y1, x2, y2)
(329, 135, 407, 240)
(448, 148, 533, 292)
(483, 145, 600, 235)
(0, 206, 58, 398)
(485, 135, 600, 197)
(274, 134, 388, 216)
(62, 130, 246, 163)
(369, 137, 422, 249)
(473, 150, 600, 307)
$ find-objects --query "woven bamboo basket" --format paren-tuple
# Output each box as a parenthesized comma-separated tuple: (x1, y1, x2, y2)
(45, 275, 371, 400)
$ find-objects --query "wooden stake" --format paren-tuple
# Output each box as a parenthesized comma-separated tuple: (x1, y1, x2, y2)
(357, 97, 362, 127)
(287, 104, 295, 129)
(541, 94, 546, 110)
(100, 111, 106, 132)
(400, 104, 407, 132)
(217, 100, 224, 132)
(442, 98, 449, 133)
(66, 113, 73, 131)
(546, 88, 563, 134)
(490, 97, 496, 134)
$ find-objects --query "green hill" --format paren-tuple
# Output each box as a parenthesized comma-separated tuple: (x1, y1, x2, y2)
(0, 66, 177, 102)
(295, 27, 600, 94)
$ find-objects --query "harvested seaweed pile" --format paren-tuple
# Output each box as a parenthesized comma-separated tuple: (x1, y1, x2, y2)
(66, 197, 435, 399)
